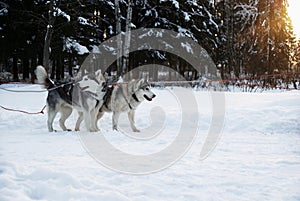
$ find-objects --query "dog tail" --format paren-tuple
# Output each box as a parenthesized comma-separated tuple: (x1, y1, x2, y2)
(35, 65, 54, 88)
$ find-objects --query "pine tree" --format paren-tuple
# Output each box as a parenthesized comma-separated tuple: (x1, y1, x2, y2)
(246, 0, 293, 86)
(215, 0, 296, 86)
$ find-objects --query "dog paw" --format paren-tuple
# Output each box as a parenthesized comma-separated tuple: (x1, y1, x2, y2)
(113, 126, 118, 131)
(88, 128, 100, 132)
(133, 129, 140, 132)
(48, 128, 55, 132)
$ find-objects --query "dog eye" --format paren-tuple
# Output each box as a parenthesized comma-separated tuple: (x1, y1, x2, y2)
(145, 87, 149, 91)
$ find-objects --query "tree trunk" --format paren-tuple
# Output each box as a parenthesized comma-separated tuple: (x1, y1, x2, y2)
(59, 55, 64, 80)
(68, 54, 73, 77)
(31, 57, 37, 83)
(123, 0, 132, 74)
(115, 0, 123, 77)
(56, 59, 61, 80)
(43, 0, 55, 71)
(22, 58, 30, 80)
(13, 56, 19, 82)
(51, 60, 55, 79)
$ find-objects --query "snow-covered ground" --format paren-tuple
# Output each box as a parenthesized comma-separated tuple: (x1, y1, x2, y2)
(0, 84, 299, 201)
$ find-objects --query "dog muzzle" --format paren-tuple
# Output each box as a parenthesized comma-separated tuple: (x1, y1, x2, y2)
(144, 94, 156, 101)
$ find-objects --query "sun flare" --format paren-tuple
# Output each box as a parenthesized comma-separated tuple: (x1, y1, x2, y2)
(287, 0, 300, 39)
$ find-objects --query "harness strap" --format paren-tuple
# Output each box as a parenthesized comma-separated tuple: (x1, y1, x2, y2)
(126, 93, 142, 110)
(71, 83, 102, 109)
(103, 85, 114, 108)
(109, 82, 141, 110)
(80, 86, 89, 91)
(119, 83, 133, 110)
(95, 100, 100, 108)
(50, 84, 73, 106)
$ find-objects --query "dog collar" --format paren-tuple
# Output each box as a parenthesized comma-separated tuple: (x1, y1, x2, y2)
(132, 93, 140, 102)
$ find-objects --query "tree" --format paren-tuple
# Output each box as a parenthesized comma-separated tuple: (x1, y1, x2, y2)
(214, 0, 296, 85)
(247, 0, 295, 77)
(1, 0, 296, 85)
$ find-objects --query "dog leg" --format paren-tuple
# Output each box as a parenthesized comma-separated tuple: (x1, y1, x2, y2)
(112, 111, 120, 131)
(84, 111, 91, 132)
(84, 110, 97, 132)
(90, 108, 100, 132)
(128, 110, 140, 132)
(97, 110, 105, 120)
(95, 110, 105, 131)
(47, 106, 59, 132)
(75, 112, 83, 131)
(59, 106, 72, 131)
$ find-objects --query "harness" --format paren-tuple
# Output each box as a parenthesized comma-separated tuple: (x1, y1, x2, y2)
(73, 83, 102, 108)
(103, 84, 114, 108)
(47, 79, 103, 109)
(102, 81, 141, 110)
(47, 81, 74, 105)
(121, 84, 141, 110)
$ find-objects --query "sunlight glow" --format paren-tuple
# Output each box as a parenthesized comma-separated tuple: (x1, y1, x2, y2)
(287, 0, 300, 39)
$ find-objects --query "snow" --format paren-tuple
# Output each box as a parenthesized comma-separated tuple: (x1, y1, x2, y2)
(106, 1, 115, 10)
(183, 11, 190, 22)
(78, 17, 92, 26)
(0, 8, 8, 16)
(91, 45, 100, 53)
(54, 8, 70, 22)
(171, 0, 179, 9)
(181, 42, 193, 54)
(234, 3, 258, 31)
(0, 84, 300, 201)
(130, 23, 136, 29)
(160, 0, 179, 9)
(65, 37, 89, 55)
(0, 2, 8, 16)
(177, 27, 194, 39)
(145, 10, 152, 17)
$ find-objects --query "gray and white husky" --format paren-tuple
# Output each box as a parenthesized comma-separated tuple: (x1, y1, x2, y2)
(35, 66, 106, 132)
(75, 79, 156, 132)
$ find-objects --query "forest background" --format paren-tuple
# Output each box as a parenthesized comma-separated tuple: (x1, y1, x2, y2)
(0, 0, 299, 89)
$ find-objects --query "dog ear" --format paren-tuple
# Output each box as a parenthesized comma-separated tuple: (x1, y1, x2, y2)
(138, 79, 144, 86)
(95, 70, 105, 82)
(95, 69, 101, 76)
(99, 74, 105, 82)
(134, 79, 144, 91)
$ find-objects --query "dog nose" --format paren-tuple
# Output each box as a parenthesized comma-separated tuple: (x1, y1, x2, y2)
(152, 94, 156, 98)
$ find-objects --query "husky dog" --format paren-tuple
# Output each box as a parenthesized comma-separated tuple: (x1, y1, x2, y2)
(75, 79, 156, 132)
(35, 66, 106, 132)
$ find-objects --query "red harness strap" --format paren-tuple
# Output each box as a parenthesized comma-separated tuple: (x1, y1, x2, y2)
(0, 105, 46, 115)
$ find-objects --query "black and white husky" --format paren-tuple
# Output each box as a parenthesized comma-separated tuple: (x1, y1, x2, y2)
(75, 79, 156, 132)
(35, 66, 106, 132)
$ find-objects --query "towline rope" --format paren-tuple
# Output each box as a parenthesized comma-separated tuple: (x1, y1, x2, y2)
(0, 105, 46, 115)
(0, 71, 299, 115)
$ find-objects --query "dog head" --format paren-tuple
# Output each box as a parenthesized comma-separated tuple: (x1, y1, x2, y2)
(78, 70, 106, 99)
(134, 79, 156, 101)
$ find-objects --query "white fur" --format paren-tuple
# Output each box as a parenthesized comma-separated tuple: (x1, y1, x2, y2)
(75, 79, 156, 132)
(35, 65, 47, 84)
(74, 71, 105, 132)
(35, 66, 106, 132)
